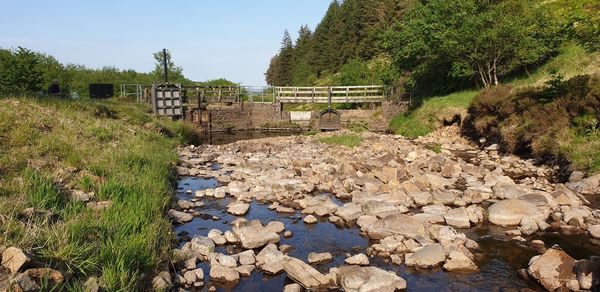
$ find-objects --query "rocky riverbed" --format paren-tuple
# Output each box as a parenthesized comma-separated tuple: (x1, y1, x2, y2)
(163, 128, 600, 291)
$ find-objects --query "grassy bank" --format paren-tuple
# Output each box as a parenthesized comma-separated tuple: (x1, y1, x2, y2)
(390, 43, 600, 138)
(0, 97, 195, 290)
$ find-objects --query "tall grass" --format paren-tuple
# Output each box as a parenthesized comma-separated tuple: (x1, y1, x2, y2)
(0, 97, 191, 290)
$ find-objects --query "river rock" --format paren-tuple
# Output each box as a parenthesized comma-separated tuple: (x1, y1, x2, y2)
(235, 265, 255, 277)
(487, 199, 539, 226)
(183, 269, 204, 285)
(238, 250, 256, 266)
(444, 207, 470, 228)
(177, 199, 195, 210)
(362, 200, 397, 217)
(366, 214, 429, 240)
(337, 265, 407, 292)
(303, 195, 339, 216)
(283, 257, 329, 289)
(345, 254, 369, 266)
(2, 247, 31, 273)
(304, 215, 318, 224)
(308, 252, 333, 264)
(207, 229, 227, 245)
(232, 220, 280, 249)
(335, 203, 363, 222)
(588, 225, 600, 239)
(527, 247, 577, 291)
(266, 221, 285, 233)
(284, 283, 303, 292)
(227, 201, 250, 216)
(255, 244, 285, 275)
(190, 236, 215, 256)
(443, 251, 478, 272)
(209, 264, 240, 284)
(10, 273, 38, 291)
(575, 257, 600, 290)
(168, 209, 193, 223)
(405, 243, 446, 268)
(218, 254, 238, 268)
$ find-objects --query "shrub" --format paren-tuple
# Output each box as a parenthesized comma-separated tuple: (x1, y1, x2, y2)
(465, 74, 600, 173)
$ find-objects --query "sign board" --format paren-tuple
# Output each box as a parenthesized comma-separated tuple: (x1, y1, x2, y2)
(89, 84, 114, 99)
(290, 111, 312, 121)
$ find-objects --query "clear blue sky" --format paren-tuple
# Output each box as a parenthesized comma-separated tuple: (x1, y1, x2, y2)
(0, 0, 332, 85)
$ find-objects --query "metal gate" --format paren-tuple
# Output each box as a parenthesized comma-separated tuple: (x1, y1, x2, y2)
(319, 108, 341, 131)
(151, 83, 184, 117)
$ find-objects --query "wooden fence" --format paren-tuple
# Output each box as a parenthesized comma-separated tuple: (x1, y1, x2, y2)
(274, 85, 385, 104)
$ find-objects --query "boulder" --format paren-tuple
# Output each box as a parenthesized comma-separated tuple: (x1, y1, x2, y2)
(308, 252, 333, 264)
(284, 283, 303, 292)
(362, 200, 398, 217)
(405, 243, 446, 268)
(303, 195, 339, 216)
(218, 254, 238, 268)
(487, 199, 539, 226)
(1, 247, 31, 273)
(168, 209, 193, 223)
(443, 251, 478, 272)
(232, 220, 280, 249)
(283, 257, 329, 289)
(337, 265, 406, 292)
(345, 254, 369, 266)
(444, 207, 470, 229)
(227, 201, 250, 216)
(527, 247, 577, 291)
(209, 264, 240, 284)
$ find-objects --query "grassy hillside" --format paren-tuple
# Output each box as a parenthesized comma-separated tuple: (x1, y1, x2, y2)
(0, 97, 195, 290)
(390, 43, 600, 138)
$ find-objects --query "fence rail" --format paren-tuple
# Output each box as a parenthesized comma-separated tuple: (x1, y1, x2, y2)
(274, 85, 385, 103)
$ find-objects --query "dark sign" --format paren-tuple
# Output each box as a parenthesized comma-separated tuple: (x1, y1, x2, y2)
(89, 84, 114, 99)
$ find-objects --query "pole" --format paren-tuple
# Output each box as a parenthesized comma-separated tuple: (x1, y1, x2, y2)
(162, 49, 168, 84)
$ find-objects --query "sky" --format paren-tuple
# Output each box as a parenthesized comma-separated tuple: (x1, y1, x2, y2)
(0, 0, 332, 86)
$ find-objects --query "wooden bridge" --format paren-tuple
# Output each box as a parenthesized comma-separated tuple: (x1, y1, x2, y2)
(273, 85, 385, 104)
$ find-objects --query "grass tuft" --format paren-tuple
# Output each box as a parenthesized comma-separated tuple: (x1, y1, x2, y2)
(318, 134, 363, 148)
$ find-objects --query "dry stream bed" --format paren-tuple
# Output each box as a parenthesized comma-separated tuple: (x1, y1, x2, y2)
(162, 130, 600, 291)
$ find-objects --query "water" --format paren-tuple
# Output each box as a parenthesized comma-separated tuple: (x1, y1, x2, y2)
(175, 176, 600, 291)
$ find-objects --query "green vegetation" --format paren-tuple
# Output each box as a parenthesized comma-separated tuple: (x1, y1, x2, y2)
(266, 0, 408, 87)
(390, 90, 478, 138)
(0, 97, 195, 290)
(465, 75, 600, 174)
(318, 134, 363, 148)
(384, 0, 560, 94)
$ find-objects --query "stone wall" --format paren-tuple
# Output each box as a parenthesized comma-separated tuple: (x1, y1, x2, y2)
(192, 101, 408, 132)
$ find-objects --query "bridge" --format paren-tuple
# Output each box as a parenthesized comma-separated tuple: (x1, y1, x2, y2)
(273, 85, 385, 104)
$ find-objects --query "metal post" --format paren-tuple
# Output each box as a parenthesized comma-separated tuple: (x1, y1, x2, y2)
(328, 87, 332, 110)
(162, 49, 168, 83)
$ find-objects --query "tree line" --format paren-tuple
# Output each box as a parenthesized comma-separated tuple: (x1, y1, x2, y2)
(266, 0, 599, 96)
(0, 48, 237, 98)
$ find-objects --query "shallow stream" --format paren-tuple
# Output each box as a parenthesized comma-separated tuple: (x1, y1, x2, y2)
(175, 131, 600, 291)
